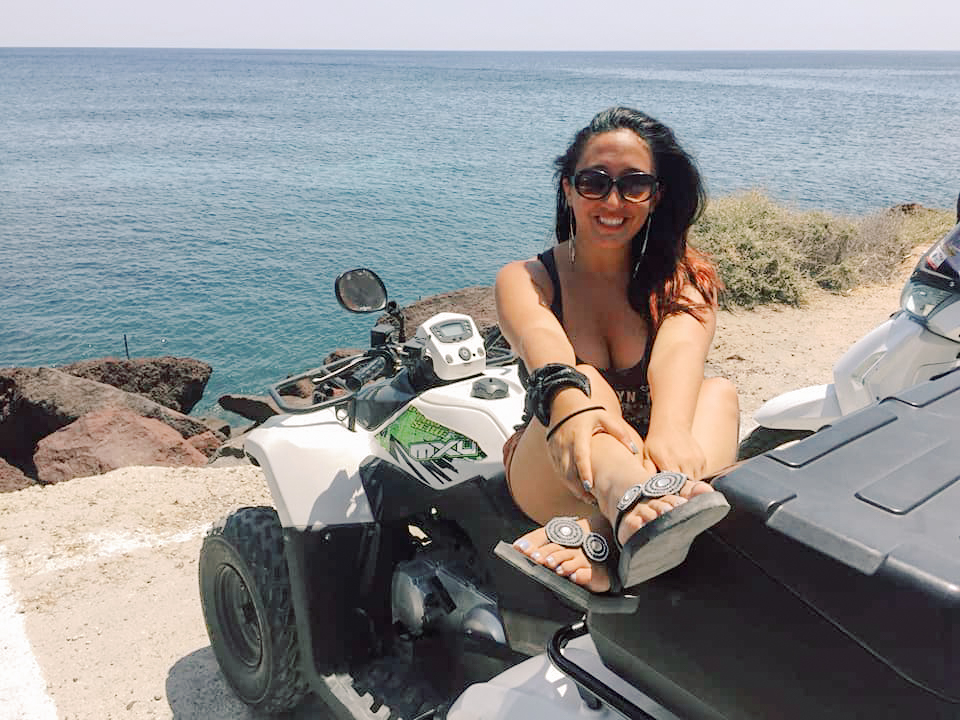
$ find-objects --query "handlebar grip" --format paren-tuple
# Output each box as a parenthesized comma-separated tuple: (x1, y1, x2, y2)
(344, 355, 388, 392)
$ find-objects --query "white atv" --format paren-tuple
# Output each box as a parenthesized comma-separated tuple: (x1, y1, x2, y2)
(199, 267, 960, 720)
(739, 218, 960, 458)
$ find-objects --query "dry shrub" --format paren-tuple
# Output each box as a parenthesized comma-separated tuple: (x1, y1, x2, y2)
(690, 191, 953, 308)
(690, 191, 811, 308)
(894, 206, 957, 253)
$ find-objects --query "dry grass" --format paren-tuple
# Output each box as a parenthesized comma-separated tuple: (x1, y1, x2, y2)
(690, 191, 956, 308)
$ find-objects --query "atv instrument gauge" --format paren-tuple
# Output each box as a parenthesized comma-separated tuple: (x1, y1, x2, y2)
(415, 312, 486, 381)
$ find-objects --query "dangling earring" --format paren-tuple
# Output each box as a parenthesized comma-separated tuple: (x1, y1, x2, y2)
(568, 212, 577, 266)
(633, 213, 653, 277)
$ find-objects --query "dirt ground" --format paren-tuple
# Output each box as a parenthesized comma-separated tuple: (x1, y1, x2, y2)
(0, 277, 907, 720)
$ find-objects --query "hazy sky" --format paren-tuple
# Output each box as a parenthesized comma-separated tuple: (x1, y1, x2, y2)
(3, 0, 958, 50)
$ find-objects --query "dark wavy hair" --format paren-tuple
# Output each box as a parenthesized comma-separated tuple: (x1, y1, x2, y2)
(554, 106, 721, 328)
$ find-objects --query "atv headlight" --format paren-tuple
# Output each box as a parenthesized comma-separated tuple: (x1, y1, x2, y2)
(901, 279, 955, 318)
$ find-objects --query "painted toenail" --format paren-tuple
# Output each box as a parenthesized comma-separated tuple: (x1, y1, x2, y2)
(532, 551, 541, 560)
(629, 442, 639, 454)
(556, 566, 565, 575)
(675, 497, 688, 504)
(545, 555, 555, 566)
(514, 539, 530, 550)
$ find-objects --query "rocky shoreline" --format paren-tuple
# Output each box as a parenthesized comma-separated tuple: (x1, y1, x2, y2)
(0, 286, 498, 492)
(0, 264, 917, 495)
(0, 359, 224, 492)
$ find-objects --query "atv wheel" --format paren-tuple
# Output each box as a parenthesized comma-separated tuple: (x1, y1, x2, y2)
(737, 426, 815, 461)
(199, 506, 308, 714)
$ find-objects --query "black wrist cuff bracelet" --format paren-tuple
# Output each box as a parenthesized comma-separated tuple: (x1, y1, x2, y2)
(522, 363, 592, 427)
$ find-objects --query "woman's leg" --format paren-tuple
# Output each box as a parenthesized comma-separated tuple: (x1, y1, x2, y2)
(692, 377, 740, 475)
(508, 365, 718, 591)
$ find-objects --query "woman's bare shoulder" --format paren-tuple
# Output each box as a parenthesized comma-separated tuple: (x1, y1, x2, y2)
(497, 256, 552, 291)
(495, 255, 557, 317)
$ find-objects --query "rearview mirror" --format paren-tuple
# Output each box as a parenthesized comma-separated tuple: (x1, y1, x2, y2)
(335, 268, 388, 313)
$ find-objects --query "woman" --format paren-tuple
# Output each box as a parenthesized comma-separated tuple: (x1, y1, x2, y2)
(496, 107, 739, 597)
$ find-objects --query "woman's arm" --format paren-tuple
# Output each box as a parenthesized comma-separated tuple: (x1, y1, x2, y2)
(495, 259, 638, 497)
(644, 285, 717, 479)
(496, 259, 608, 431)
(494, 258, 576, 371)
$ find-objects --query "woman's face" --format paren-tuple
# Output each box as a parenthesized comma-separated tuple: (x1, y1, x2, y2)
(562, 128, 657, 251)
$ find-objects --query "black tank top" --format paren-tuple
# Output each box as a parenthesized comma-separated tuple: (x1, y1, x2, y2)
(534, 248, 652, 435)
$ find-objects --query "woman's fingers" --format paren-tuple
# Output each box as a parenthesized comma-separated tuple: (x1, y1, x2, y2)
(646, 443, 706, 481)
(589, 413, 640, 456)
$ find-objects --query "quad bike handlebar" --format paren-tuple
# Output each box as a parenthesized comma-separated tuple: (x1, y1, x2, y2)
(343, 354, 389, 392)
(267, 322, 515, 417)
(267, 352, 380, 415)
(268, 266, 516, 417)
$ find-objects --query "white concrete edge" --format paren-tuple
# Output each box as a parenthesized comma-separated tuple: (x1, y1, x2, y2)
(0, 547, 58, 720)
(23, 524, 212, 576)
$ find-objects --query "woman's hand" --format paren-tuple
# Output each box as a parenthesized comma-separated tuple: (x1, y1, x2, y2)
(643, 423, 707, 481)
(545, 407, 642, 503)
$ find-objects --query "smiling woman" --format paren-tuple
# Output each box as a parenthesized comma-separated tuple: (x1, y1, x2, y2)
(494, 107, 739, 603)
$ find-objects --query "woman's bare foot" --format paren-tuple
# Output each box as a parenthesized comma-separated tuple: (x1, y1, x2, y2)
(612, 478, 714, 547)
(512, 517, 613, 593)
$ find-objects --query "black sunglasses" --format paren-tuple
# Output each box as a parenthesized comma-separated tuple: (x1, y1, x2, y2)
(572, 168, 659, 203)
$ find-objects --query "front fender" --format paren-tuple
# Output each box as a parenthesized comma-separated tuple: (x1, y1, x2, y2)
(244, 409, 376, 530)
(753, 383, 841, 431)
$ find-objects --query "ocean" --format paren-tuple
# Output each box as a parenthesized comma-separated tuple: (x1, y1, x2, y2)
(2, 48, 959, 417)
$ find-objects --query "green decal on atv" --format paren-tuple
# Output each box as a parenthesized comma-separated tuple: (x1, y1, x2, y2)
(379, 407, 486, 462)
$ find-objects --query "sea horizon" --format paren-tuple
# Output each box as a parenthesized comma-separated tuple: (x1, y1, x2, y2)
(2, 48, 958, 416)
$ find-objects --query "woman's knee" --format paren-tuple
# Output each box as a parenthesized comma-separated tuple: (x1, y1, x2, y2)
(701, 376, 740, 417)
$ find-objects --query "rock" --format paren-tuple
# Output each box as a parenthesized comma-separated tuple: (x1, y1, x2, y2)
(0, 457, 34, 493)
(890, 203, 924, 215)
(197, 415, 232, 438)
(207, 433, 253, 468)
(277, 377, 317, 399)
(60, 356, 212, 413)
(378, 285, 499, 338)
(33, 408, 207, 484)
(217, 394, 281, 424)
(324, 348, 365, 365)
(0, 367, 213, 470)
(187, 430, 223, 459)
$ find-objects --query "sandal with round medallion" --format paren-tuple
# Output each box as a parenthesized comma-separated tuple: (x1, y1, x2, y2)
(494, 472, 729, 612)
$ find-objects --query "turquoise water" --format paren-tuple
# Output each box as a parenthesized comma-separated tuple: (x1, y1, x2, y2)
(2, 49, 959, 414)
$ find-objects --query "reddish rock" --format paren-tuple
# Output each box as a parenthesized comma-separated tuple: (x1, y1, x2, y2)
(324, 348, 365, 365)
(60, 356, 212, 413)
(33, 408, 207, 485)
(187, 430, 223, 459)
(0, 457, 34, 493)
(0, 367, 213, 469)
(277, 377, 317, 399)
(377, 286, 498, 338)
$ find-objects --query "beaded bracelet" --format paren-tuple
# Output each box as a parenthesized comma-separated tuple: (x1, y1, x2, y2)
(522, 363, 592, 427)
(545, 405, 605, 441)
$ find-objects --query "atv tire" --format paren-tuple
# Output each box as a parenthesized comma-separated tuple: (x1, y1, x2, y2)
(737, 426, 815, 461)
(199, 506, 308, 714)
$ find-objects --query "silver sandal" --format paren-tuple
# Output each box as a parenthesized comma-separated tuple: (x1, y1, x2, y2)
(614, 472, 730, 589)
